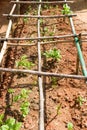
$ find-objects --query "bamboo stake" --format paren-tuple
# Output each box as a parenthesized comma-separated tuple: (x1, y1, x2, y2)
(0, 67, 87, 80)
(37, 0, 44, 130)
(0, 0, 19, 64)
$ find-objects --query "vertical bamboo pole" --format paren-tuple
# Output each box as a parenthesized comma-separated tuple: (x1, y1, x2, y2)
(0, 0, 18, 84)
(37, 0, 44, 130)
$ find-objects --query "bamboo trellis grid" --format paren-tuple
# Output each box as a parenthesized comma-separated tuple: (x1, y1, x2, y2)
(0, 0, 87, 130)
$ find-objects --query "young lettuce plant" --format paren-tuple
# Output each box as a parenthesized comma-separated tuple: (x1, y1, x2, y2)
(20, 101, 30, 118)
(62, 4, 72, 15)
(13, 89, 31, 118)
(0, 117, 22, 130)
(8, 88, 31, 119)
(13, 89, 31, 102)
(43, 48, 61, 61)
(0, 114, 4, 126)
(15, 55, 34, 69)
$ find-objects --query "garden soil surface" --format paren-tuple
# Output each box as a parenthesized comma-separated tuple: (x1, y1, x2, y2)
(0, 0, 87, 130)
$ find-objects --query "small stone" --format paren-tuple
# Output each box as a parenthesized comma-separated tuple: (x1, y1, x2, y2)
(24, 122, 29, 129)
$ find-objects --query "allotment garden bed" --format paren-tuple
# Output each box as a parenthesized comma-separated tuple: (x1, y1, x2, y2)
(0, 2, 87, 130)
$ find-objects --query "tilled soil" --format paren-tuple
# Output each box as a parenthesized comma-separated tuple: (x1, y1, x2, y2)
(0, 1, 87, 130)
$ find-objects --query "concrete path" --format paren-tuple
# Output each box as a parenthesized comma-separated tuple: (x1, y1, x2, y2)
(0, 0, 12, 36)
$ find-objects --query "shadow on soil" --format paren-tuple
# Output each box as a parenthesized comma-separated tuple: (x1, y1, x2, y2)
(69, 0, 87, 11)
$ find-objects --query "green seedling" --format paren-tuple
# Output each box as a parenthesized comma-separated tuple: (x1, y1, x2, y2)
(51, 77, 58, 86)
(49, 31, 54, 36)
(23, 11, 29, 24)
(0, 114, 4, 126)
(67, 122, 73, 130)
(8, 89, 15, 105)
(62, 4, 72, 15)
(20, 101, 30, 118)
(40, 19, 45, 26)
(8, 89, 15, 94)
(76, 96, 85, 107)
(0, 118, 22, 130)
(43, 48, 61, 61)
(15, 55, 34, 69)
(14, 89, 31, 102)
(44, 27, 48, 33)
(13, 89, 31, 118)
(56, 104, 62, 115)
(43, 5, 49, 10)
(23, 17, 28, 24)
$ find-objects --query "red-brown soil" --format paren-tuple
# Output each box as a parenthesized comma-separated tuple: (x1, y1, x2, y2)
(0, 1, 87, 130)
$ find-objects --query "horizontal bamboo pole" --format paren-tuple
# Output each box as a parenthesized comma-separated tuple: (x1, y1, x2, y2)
(7, 40, 74, 46)
(0, 67, 87, 80)
(3, 14, 76, 19)
(0, 34, 78, 41)
(11, 1, 74, 4)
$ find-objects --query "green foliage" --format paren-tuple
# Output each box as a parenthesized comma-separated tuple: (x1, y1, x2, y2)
(15, 55, 34, 69)
(62, 4, 72, 15)
(0, 118, 21, 130)
(14, 89, 31, 102)
(51, 77, 58, 86)
(13, 89, 31, 118)
(20, 101, 30, 117)
(56, 104, 62, 115)
(0, 114, 4, 126)
(8, 89, 15, 94)
(23, 17, 28, 23)
(43, 48, 61, 61)
(67, 122, 73, 130)
(76, 96, 85, 106)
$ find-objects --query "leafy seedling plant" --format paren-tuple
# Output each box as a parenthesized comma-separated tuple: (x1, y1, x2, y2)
(43, 48, 61, 61)
(15, 55, 34, 69)
(76, 96, 86, 107)
(8, 88, 31, 118)
(8, 89, 15, 106)
(51, 77, 58, 88)
(67, 122, 74, 130)
(0, 115, 22, 130)
(62, 4, 72, 15)
(62, 4, 72, 22)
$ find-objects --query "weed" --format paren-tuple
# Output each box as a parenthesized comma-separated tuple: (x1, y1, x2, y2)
(56, 104, 62, 115)
(67, 122, 73, 130)
(8, 89, 15, 94)
(76, 96, 86, 107)
(51, 77, 58, 86)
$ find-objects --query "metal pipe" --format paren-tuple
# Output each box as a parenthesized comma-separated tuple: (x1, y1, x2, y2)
(69, 17, 87, 76)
